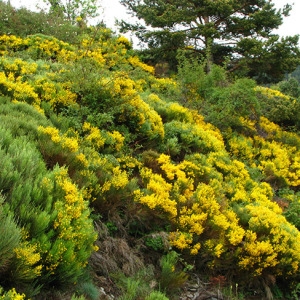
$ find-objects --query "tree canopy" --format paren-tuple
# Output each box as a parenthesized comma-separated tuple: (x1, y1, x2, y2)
(45, 0, 100, 24)
(119, 0, 300, 82)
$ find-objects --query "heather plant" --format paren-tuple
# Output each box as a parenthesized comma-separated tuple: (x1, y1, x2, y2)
(0, 195, 21, 276)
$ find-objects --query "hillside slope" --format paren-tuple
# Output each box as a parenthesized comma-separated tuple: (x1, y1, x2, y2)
(0, 29, 300, 299)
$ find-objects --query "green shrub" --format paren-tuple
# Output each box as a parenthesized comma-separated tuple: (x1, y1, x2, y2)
(145, 291, 169, 300)
(158, 251, 188, 296)
(0, 195, 21, 275)
(0, 1, 81, 43)
(76, 281, 99, 300)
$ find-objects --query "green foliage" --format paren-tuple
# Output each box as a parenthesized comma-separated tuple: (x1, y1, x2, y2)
(203, 78, 259, 130)
(145, 291, 169, 300)
(277, 77, 300, 98)
(177, 55, 260, 131)
(158, 251, 188, 296)
(114, 266, 157, 300)
(45, 0, 100, 24)
(283, 200, 300, 230)
(119, 0, 300, 82)
(0, 97, 97, 291)
(0, 1, 82, 43)
(105, 221, 118, 236)
(145, 236, 164, 252)
(1, 15, 300, 299)
(75, 281, 99, 300)
(0, 195, 21, 275)
(71, 295, 86, 300)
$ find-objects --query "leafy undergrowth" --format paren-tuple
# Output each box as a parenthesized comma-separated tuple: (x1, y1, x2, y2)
(0, 29, 300, 300)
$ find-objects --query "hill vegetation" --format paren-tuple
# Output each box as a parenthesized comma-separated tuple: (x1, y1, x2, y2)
(1, 1, 300, 299)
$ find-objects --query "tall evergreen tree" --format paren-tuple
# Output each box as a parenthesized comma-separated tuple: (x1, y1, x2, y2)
(119, 0, 300, 82)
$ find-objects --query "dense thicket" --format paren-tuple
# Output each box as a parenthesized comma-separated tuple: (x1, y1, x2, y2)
(0, 2, 300, 300)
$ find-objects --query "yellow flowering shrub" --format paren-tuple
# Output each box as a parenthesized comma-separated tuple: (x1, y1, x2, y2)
(163, 120, 224, 157)
(106, 131, 125, 151)
(149, 144, 300, 279)
(13, 241, 42, 281)
(255, 86, 291, 101)
(255, 87, 296, 125)
(2, 26, 300, 293)
(117, 36, 132, 49)
(27, 35, 74, 61)
(150, 77, 179, 94)
(42, 167, 97, 280)
(82, 122, 106, 150)
(0, 57, 38, 79)
(128, 56, 155, 74)
(134, 167, 177, 217)
(239, 204, 300, 276)
(146, 93, 195, 123)
(0, 288, 26, 300)
(157, 154, 195, 202)
(102, 73, 165, 139)
(101, 166, 129, 192)
(38, 126, 79, 153)
(0, 35, 28, 55)
(0, 72, 40, 105)
(33, 77, 77, 108)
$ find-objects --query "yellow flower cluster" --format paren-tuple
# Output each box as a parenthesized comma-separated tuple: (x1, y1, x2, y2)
(118, 156, 141, 169)
(259, 116, 280, 136)
(0, 34, 27, 55)
(117, 36, 132, 48)
(167, 102, 194, 123)
(128, 56, 155, 74)
(0, 288, 26, 300)
(83, 49, 106, 65)
(255, 86, 291, 101)
(50, 168, 97, 275)
(76, 153, 89, 167)
(34, 77, 77, 107)
(38, 126, 79, 153)
(54, 168, 87, 222)
(107, 131, 125, 151)
(228, 117, 300, 188)
(14, 242, 42, 279)
(135, 167, 177, 217)
(101, 166, 129, 192)
(112, 73, 137, 98)
(151, 77, 178, 93)
(239, 204, 300, 275)
(82, 122, 105, 149)
(0, 71, 40, 105)
(0, 57, 38, 78)
(169, 231, 193, 250)
(132, 96, 165, 138)
(157, 154, 194, 201)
